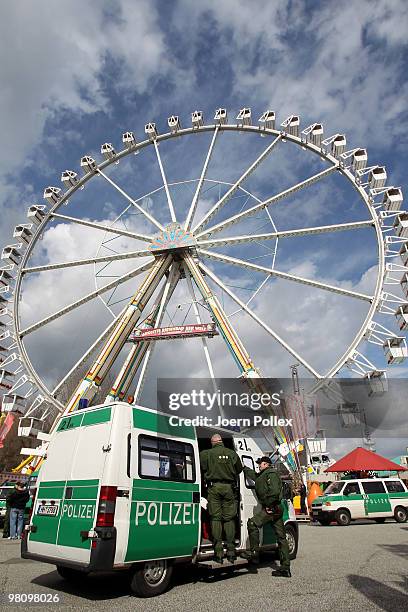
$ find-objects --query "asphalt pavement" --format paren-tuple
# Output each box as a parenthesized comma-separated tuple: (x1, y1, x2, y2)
(0, 521, 407, 612)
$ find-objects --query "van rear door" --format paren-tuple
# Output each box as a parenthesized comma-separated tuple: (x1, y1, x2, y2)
(27, 405, 113, 565)
(234, 437, 260, 548)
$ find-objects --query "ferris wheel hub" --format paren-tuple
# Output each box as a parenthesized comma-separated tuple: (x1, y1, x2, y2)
(149, 223, 196, 254)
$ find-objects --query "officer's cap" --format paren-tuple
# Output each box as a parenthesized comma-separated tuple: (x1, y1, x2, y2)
(256, 456, 272, 465)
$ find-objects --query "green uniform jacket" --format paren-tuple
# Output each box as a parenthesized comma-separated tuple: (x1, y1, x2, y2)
(244, 466, 282, 507)
(200, 442, 243, 483)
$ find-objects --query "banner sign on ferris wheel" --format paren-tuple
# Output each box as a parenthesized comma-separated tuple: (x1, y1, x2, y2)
(128, 323, 218, 342)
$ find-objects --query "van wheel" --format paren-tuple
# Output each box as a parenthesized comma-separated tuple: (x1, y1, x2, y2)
(318, 516, 332, 526)
(335, 509, 351, 526)
(130, 559, 172, 597)
(394, 506, 408, 523)
(285, 524, 298, 559)
(374, 518, 386, 523)
(56, 566, 87, 582)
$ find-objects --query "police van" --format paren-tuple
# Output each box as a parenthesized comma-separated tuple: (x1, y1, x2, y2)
(311, 477, 408, 526)
(0, 484, 13, 525)
(22, 402, 299, 597)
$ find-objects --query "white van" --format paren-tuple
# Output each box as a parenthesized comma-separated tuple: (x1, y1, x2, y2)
(22, 402, 298, 597)
(311, 478, 408, 526)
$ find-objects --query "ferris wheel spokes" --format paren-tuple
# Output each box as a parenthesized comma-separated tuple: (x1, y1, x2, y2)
(22, 247, 153, 274)
(195, 165, 338, 239)
(96, 168, 163, 231)
(153, 140, 177, 223)
(19, 258, 156, 338)
(198, 249, 373, 302)
(198, 260, 321, 379)
(193, 134, 282, 234)
(185, 126, 220, 231)
(196, 220, 375, 248)
(51, 213, 154, 243)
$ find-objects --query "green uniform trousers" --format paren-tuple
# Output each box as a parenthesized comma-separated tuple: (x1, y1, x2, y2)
(207, 482, 237, 556)
(247, 508, 290, 570)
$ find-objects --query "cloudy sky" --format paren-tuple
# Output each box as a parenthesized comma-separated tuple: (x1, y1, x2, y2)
(1, 0, 407, 459)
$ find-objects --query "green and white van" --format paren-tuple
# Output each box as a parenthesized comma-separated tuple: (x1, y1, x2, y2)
(311, 478, 408, 526)
(0, 485, 13, 526)
(22, 402, 298, 597)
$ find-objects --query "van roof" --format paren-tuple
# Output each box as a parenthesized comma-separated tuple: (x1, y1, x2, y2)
(338, 477, 403, 483)
(56, 402, 255, 441)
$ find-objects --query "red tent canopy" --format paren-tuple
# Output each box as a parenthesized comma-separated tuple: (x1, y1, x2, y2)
(326, 447, 404, 472)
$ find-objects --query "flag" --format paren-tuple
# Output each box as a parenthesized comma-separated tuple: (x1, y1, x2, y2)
(0, 412, 15, 448)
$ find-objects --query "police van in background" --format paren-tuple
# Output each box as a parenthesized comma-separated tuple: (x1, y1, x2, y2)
(22, 402, 299, 597)
(311, 478, 408, 526)
(0, 484, 13, 526)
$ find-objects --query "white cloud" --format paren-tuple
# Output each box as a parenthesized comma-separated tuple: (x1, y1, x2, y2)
(174, 0, 407, 148)
(0, 0, 185, 240)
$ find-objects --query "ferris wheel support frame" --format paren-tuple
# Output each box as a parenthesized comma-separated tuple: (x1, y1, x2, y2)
(106, 273, 174, 402)
(62, 254, 172, 416)
(131, 263, 181, 403)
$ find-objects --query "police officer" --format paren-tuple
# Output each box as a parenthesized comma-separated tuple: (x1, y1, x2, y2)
(241, 456, 291, 577)
(200, 434, 243, 564)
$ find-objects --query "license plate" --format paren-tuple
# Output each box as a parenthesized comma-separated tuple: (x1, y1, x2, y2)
(37, 504, 58, 516)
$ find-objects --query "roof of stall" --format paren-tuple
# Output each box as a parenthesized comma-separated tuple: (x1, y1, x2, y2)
(325, 447, 404, 473)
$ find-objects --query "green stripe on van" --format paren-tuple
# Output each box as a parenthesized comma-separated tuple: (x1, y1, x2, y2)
(133, 408, 195, 439)
(56, 407, 111, 432)
(57, 413, 83, 432)
(69, 485, 99, 500)
(133, 479, 199, 492)
(132, 488, 195, 503)
(66, 479, 99, 487)
(82, 407, 111, 426)
(37, 480, 66, 488)
(38, 484, 65, 498)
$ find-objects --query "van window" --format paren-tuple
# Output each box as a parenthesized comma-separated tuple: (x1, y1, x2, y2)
(343, 482, 361, 495)
(139, 435, 195, 482)
(242, 455, 255, 488)
(385, 480, 405, 493)
(325, 482, 344, 494)
(362, 481, 386, 494)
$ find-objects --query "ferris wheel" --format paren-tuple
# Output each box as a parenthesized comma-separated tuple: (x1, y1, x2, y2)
(1, 107, 407, 465)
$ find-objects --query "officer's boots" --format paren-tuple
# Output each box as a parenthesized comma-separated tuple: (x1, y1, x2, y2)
(226, 550, 237, 563)
(240, 549, 260, 564)
(272, 568, 291, 577)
